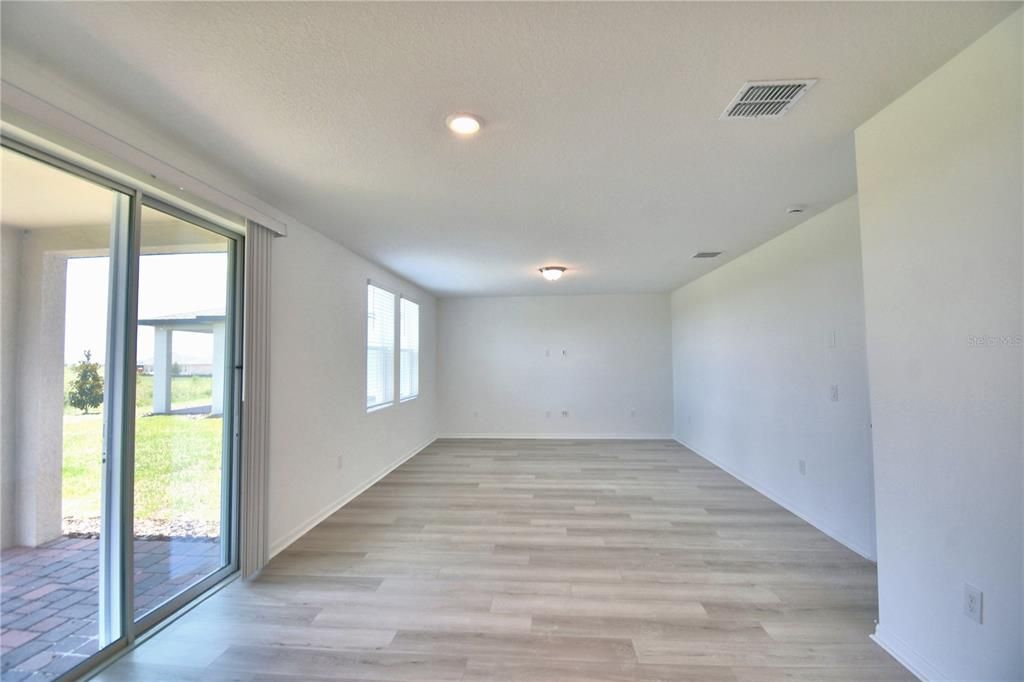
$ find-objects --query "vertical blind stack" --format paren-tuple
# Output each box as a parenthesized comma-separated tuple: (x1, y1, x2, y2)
(240, 220, 273, 578)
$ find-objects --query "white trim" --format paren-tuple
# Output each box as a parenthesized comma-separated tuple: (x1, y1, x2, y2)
(366, 277, 397, 294)
(870, 624, 944, 681)
(439, 433, 675, 440)
(674, 437, 877, 561)
(268, 437, 436, 558)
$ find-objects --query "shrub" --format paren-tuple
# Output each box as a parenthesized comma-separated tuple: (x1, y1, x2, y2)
(68, 350, 104, 414)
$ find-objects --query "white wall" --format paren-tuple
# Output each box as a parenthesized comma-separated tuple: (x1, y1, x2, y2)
(268, 221, 437, 556)
(856, 10, 1022, 681)
(438, 294, 672, 438)
(671, 196, 876, 559)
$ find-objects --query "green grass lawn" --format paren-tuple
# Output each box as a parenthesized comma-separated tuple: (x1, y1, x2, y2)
(63, 371, 214, 414)
(62, 373, 223, 523)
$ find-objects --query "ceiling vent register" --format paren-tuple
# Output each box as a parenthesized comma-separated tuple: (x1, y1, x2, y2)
(721, 79, 817, 119)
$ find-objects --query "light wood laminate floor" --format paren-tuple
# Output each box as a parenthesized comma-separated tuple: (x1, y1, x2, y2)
(95, 439, 913, 681)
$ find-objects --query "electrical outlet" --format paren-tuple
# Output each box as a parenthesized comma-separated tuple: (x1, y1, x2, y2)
(964, 583, 983, 624)
(830, 384, 839, 402)
(473, 410, 479, 418)
(545, 348, 550, 357)
(561, 349, 568, 358)
(561, 410, 569, 417)
(545, 410, 551, 418)
(798, 459, 806, 476)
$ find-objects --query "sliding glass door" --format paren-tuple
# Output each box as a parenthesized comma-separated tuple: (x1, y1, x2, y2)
(0, 144, 129, 680)
(0, 141, 242, 680)
(132, 202, 238, 624)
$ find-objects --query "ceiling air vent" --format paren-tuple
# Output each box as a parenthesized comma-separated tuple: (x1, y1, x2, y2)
(720, 79, 817, 120)
(692, 251, 723, 259)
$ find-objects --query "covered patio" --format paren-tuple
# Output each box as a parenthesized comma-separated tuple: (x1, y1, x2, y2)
(0, 536, 220, 680)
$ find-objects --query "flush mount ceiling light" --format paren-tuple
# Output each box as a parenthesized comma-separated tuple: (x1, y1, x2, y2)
(786, 205, 806, 215)
(692, 252, 723, 259)
(446, 113, 482, 136)
(539, 266, 566, 281)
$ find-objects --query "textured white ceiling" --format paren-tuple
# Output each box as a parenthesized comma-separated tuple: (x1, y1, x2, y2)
(1, 2, 1016, 295)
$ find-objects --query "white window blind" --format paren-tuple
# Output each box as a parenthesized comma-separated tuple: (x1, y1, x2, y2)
(367, 284, 395, 409)
(400, 298, 420, 400)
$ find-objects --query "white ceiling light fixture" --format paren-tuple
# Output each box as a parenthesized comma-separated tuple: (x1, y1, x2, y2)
(539, 266, 566, 281)
(446, 113, 482, 136)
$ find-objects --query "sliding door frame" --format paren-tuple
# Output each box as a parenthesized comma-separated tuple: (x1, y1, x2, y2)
(0, 137, 245, 680)
(131, 196, 243, 635)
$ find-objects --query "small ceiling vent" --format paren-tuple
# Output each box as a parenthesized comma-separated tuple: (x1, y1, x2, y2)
(720, 79, 817, 120)
(692, 251, 723, 259)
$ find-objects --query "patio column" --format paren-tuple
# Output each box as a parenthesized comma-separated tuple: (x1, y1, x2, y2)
(12, 244, 67, 547)
(153, 327, 172, 414)
(211, 322, 225, 415)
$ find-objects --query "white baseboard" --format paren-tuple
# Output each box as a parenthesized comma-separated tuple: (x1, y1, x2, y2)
(268, 436, 437, 558)
(438, 433, 675, 440)
(871, 625, 945, 681)
(673, 437, 877, 562)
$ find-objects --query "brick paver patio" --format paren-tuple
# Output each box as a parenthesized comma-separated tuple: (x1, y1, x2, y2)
(0, 536, 220, 681)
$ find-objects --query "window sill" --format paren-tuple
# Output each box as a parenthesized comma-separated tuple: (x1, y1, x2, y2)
(400, 396, 418, 403)
(366, 402, 392, 413)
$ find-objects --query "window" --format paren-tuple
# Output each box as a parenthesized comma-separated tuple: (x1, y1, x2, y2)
(400, 298, 420, 400)
(367, 283, 395, 409)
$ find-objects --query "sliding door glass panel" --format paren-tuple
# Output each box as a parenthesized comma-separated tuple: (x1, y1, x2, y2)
(131, 205, 232, 620)
(0, 147, 127, 678)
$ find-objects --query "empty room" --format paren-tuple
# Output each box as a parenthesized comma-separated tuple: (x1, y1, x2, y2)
(0, 2, 1021, 681)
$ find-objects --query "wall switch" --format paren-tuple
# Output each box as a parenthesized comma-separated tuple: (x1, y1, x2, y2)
(561, 410, 569, 417)
(473, 410, 479, 418)
(830, 384, 839, 402)
(561, 349, 567, 358)
(964, 583, 983, 624)
(798, 459, 806, 476)
(545, 410, 551, 418)
(829, 330, 837, 348)
(337, 455, 344, 470)
(545, 348, 550, 357)
(630, 409, 636, 418)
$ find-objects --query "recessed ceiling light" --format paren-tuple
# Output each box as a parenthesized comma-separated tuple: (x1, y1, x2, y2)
(446, 113, 482, 136)
(539, 266, 566, 281)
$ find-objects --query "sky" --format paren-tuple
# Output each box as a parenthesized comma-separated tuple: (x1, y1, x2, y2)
(64, 252, 228, 366)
